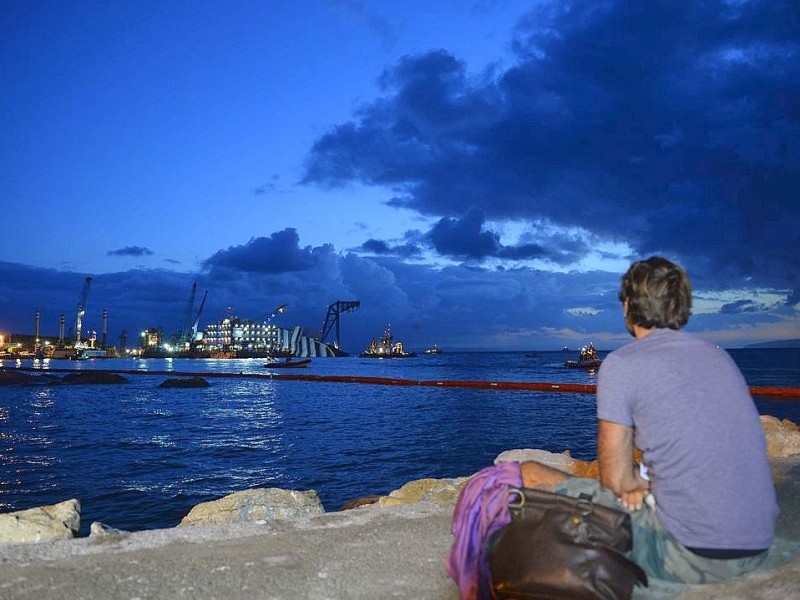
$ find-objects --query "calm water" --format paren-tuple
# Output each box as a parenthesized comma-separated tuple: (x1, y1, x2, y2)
(1, 349, 799, 535)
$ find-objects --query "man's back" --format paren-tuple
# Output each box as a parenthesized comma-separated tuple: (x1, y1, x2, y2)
(598, 328, 778, 551)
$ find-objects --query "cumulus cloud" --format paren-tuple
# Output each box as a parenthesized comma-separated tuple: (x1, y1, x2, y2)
(303, 0, 800, 291)
(202, 229, 329, 274)
(426, 208, 501, 259)
(359, 238, 422, 258)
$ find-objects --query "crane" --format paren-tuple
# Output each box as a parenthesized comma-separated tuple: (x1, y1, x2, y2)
(171, 282, 208, 350)
(74, 276, 93, 345)
(319, 300, 360, 350)
(262, 303, 288, 323)
(178, 282, 198, 345)
(189, 290, 208, 342)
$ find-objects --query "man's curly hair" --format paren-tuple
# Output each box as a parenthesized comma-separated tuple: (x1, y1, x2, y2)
(619, 256, 692, 330)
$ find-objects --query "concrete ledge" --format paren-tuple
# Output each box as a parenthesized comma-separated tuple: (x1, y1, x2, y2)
(1, 458, 798, 600)
(0, 502, 456, 600)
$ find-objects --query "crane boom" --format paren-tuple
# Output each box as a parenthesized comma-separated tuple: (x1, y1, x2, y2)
(74, 276, 93, 344)
(319, 300, 360, 348)
(190, 290, 209, 340)
(180, 282, 198, 343)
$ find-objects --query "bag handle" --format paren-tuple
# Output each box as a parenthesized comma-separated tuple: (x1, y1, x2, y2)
(506, 487, 597, 516)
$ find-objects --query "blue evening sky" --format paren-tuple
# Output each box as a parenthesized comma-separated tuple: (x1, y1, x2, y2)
(1, 1, 798, 352)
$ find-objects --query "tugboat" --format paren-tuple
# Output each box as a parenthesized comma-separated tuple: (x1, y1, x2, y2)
(564, 342, 602, 369)
(360, 324, 417, 358)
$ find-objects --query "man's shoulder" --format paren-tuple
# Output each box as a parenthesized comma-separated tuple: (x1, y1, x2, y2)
(612, 328, 703, 353)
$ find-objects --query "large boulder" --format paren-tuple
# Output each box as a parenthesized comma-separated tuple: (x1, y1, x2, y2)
(379, 477, 468, 507)
(57, 371, 128, 385)
(89, 521, 129, 539)
(495, 448, 604, 478)
(495, 418, 800, 480)
(761, 415, 800, 457)
(0, 499, 81, 544)
(158, 377, 210, 388)
(0, 370, 37, 385)
(179, 488, 324, 526)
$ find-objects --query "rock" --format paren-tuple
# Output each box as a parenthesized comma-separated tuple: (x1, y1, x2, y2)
(158, 377, 210, 388)
(340, 495, 382, 510)
(496, 418, 800, 479)
(0, 499, 81, 544)
(0, 370, 37, 385)
(179, 488, 324, 527)
(378, 477, 467, 507)
(56, 372, 128, 385)
(495, 448, 575, 471)
(0, 462, 799, 599)
(762, 416, 800, 457)
(495, 448, 601, 478)
(89, 521, 129, 539)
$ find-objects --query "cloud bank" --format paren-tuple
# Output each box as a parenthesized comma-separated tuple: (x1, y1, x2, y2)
(303, 0, 799, 292)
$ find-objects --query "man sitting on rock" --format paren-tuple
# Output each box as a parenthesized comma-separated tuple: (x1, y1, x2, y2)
(521, 256, 779, 583)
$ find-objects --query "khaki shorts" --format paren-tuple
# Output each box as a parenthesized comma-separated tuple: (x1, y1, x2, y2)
(554, 477, 769, 584)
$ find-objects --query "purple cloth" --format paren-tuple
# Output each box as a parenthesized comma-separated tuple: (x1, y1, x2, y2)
(445, 462, 523, 600)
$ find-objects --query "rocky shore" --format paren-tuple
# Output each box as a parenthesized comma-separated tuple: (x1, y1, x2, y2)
(1, 416, 799, 599)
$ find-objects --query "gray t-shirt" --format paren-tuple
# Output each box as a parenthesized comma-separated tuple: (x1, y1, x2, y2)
(597, 328, 778, 550)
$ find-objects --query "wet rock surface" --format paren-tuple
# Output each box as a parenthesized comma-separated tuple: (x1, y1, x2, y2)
(158, 376, 210, 388)
(56, 371, 129, 385)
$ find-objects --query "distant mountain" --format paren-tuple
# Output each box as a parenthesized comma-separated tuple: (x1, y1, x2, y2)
(744, 339, 800, 349)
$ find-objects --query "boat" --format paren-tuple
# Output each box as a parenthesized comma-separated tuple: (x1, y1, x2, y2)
(264, 357, 312, 368)
(359, 324, 417, 358)
(424, 344, 442, 355)
(564, 342, 602, 369)
(75, 348, 109, 360)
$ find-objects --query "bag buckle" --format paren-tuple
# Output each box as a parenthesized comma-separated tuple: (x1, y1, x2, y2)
(577, 493, 594, 517)
(506, 488, 525, 509)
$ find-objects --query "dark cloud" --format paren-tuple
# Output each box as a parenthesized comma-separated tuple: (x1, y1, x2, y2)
(720, 299, 759, 314)
(0, 253, 627, 354)
(359, 238, 421, 258)
(382, 208, 588, 265)
(427, 208, 500, 259)
(361, 238, 392, 254)
(202, 229, 326, 274)
(0, 234, 795, 354)
(107, 246, 154, 257)
(303, 0, 800, 291)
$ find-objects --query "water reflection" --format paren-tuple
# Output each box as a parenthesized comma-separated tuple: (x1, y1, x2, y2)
(0, 350, 796, 534)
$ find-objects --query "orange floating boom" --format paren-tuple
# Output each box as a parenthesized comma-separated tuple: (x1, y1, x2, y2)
(8, 366, 800, 399)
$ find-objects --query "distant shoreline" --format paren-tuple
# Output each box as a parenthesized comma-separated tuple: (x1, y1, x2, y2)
(744, 339, 800, 349)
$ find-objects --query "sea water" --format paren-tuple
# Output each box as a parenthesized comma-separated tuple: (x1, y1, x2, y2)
(1, 348, 798, 535)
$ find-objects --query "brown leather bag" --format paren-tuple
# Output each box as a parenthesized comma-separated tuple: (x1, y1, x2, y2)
(487, 488, 648, 599)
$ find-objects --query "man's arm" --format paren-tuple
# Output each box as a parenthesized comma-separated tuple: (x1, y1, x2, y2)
(598, 419, 649, 510)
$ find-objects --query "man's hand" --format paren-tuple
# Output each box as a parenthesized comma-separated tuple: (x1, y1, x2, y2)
(618, 488, 649, 511)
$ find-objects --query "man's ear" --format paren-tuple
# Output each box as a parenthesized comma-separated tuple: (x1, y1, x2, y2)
(623, 299, 629, 317)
